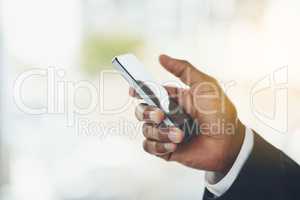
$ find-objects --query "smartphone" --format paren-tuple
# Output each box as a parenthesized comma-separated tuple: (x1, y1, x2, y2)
(112, 54, 200, 142)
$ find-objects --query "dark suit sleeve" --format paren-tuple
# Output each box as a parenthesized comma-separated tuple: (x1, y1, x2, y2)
(203, 132, 300, 200)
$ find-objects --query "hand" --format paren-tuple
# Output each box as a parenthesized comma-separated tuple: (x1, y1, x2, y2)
(130, 55, 245, 174)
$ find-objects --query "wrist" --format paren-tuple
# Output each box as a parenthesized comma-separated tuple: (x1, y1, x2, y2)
(221, 119, 246, 175)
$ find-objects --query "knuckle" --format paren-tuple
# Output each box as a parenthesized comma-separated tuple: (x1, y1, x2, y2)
(157, 127, 168, 141)
(142, 123, 149, 137)
(154, 142, 164, 154)
(157, 131, 164, 141)
(142, 140, 150, 153)
(142, 140, 147, 150)
(142, 123, 150, 132)
(143, 124, 157, 139)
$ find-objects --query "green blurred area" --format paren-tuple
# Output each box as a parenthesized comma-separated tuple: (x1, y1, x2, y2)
(80, 34, 144, 74)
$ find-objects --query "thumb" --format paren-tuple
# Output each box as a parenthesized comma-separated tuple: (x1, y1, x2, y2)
(159, 54, 210, 86)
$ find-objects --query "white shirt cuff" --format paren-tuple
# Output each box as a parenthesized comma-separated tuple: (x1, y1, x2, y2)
(205, 128, 254, 197)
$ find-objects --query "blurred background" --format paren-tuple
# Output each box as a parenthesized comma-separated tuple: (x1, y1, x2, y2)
(1, 0, 300, 199)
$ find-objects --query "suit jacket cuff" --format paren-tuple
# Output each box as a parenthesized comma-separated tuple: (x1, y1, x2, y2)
(205, 128, 254, 197)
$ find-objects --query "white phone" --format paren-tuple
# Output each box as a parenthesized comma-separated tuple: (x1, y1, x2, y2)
(112, 54, 199, 142)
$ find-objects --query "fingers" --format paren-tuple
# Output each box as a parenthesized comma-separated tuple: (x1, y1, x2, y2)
(142, 124, 184, 156)
(142, 124, 184, 144)
(159, 54, 211, 86)
(143, 140, 177, 156)
(135, 103, 165, 124)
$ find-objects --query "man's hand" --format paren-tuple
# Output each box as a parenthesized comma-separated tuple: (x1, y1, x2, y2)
(130, 55, 245, 174)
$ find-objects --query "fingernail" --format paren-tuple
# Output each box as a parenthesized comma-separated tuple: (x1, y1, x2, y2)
(168, 129, 183, 143)
(149, 110, 163, 123)
(164, 143, 176, 152)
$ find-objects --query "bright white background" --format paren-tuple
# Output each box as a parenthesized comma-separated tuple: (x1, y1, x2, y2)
(1, 0, 300, 199)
